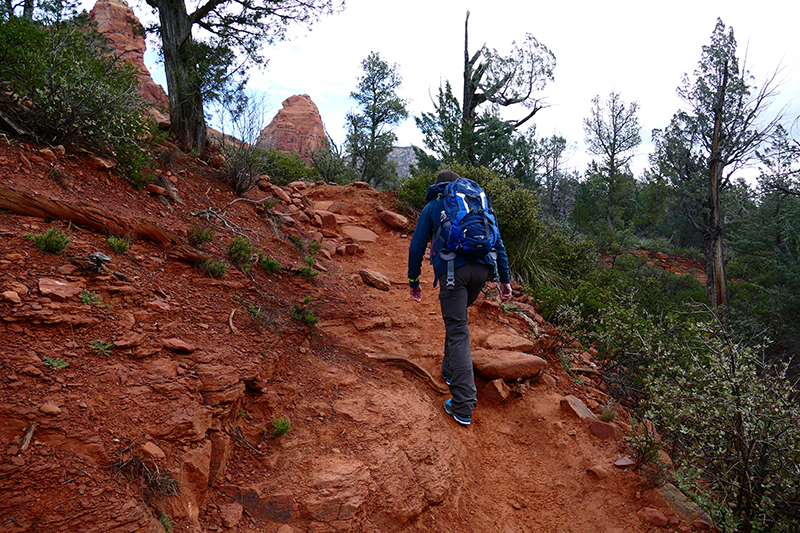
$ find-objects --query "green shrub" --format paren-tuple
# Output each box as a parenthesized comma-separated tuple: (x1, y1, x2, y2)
(309, 146, 358, 185)
(643, 317, 800, 532)
(264, 150, 319, 185)
(227, 235, 253, 267)
(264, 416, 293, 439)
(79, 288, 104, 307)
(158, 513, 174, 533)
(43, 356, 68, 370)
(25, 227, 71, 253)
(188, 227, 216, 248)
(202, 260, 227, 278)
(257, 251, 281, 273)
(89, 339, 114, 356)
(224, 145, 270, 195)
(397, 168, 436, 209)
(291, 296, 319, 325)
(0, 14, 148, 157)
(107, 235, 130, 253)
(299, 265, 318, 281)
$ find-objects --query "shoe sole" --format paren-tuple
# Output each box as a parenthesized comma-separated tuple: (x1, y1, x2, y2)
(443, 401, 470, 426)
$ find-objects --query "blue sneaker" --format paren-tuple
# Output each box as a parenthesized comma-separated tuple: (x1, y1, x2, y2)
(441, 371, 451, 386)
(443, 399, 471, 426)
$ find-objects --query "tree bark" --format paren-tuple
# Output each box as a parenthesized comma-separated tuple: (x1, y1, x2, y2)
(706, 61, 730, 308)
(153, 0, 207, 154)
(0, 184, 177, 245)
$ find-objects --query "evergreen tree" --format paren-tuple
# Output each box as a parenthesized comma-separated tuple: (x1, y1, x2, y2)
(649, 18, 782, 308)
(344, 51, 408, 190)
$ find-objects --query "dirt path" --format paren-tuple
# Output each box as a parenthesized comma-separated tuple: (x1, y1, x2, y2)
(0, 141, 698, 533)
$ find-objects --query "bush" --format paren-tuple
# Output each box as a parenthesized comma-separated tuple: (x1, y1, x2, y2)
(107, 235, 130, 253)
(25, 227, 70, 253)
(264, 149, 319, 185)
(264, 416, 293, 439)
(257, 251, 281, 273)
(202, 260, 227, 278)
(291, 296, 319, 325)
(224, 146, 270, 195)
(310, 146, 358, 184)
(643, 316, 800, 533)
(0, 14, 149, 157)
(227, 235, 253, 267)
(188, 227, 216, 248)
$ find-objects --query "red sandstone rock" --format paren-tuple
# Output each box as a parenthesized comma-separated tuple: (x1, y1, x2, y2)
(89, 0, 169, 121)
(257, 95, 327, 161)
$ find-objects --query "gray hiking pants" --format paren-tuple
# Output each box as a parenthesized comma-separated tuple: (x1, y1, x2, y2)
(438, 262, 493, 419)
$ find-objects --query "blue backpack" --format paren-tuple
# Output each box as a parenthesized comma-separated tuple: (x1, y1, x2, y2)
(432, 178, 500, 287)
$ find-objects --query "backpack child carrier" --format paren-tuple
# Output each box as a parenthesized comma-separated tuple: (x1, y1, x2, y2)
(432, 178, 500, 288)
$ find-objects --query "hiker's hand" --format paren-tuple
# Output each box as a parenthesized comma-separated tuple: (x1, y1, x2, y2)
(500, 283, 512, 302)
(410, 286, 422, 302)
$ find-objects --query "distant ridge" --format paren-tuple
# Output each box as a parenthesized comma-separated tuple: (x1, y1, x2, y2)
(388, 146, 418, 178)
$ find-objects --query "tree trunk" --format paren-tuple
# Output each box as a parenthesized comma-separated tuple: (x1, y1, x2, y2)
(706, 62, 730, 308)
(462, 11, 476, 165)
(154, 0, 207, 154)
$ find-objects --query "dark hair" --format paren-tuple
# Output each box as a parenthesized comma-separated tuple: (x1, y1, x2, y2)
(435, 170, 460, 184)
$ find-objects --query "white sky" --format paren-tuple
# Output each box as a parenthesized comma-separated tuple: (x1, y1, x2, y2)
(135, 0, 800, 177)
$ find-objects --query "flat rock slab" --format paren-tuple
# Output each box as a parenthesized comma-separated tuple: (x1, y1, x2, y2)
(38, 277, 83, 301)
(471, 349, 548, 380)
(340, 225, 377, 243)
(484, 333, 535, 352)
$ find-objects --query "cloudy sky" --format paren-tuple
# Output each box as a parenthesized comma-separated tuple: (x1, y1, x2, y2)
(140, 0, 800, 176)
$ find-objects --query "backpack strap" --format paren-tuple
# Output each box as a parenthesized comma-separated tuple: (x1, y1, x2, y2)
(440, 250, 457, 289)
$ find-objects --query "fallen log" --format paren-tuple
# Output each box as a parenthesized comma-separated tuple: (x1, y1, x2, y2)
(0, 184, 176, 246)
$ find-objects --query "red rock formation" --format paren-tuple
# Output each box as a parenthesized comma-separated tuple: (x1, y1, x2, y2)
(89, 0, 169, 122)
(257, 94, 327, 161)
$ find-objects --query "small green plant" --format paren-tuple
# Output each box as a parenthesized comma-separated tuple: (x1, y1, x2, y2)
(299, 265, 319, 281)
(25, 227, 71, 254)
(237, 408, 247, 419)
(233, 295, 264, 319)
(257, 251, 281, 273)
(304, 255, 315, 266)
(628, 419, 661, 469)
(79, 288, 106, 307)
(43, 356, 68, 370)
(89, 339, 114, 356)
(158, 512, 174, 532)
(107, 235, 130, 253)
(202, 260, 227, 278)
(287, 234, 304, 251)
(291, 296, 319, 325)
(228, 235, 253, 267)
(599, 400, 618, 422)
(264, 416, 293, 439)
(308, 240, 321, 255)
(187, 227, 216, 248)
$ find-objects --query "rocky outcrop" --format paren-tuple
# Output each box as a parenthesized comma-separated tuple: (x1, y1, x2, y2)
(89, 0, 169, 121)
(257, 94, 327, 161)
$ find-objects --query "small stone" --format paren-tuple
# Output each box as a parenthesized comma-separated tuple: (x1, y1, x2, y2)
(1, 290, 21, 304)
(162, 338, 196, 353)
(587, 463, 613, 479)
(40, 402, 62, 416)
(359, 269, 391, 291)
(142, 441, 166, 459)
(637, 507, 669, 527)
(615, 456, 636, 468)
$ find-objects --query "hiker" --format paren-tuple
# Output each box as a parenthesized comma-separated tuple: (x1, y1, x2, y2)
(407, 170, 512, 426)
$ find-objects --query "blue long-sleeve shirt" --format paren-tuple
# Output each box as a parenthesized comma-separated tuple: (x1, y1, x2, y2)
(407, 182, 511, 288)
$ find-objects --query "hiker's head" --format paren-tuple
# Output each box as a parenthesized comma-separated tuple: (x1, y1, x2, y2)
(435, 170, 461, 184)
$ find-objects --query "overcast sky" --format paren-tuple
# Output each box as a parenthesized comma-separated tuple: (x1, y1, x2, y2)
(140, 0, 800, 177)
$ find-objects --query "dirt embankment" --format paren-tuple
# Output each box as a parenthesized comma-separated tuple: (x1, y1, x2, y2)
(0, 140, 714, 532)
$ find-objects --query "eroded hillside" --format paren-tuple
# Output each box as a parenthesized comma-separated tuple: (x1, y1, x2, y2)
(0, 139, 715, 532)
